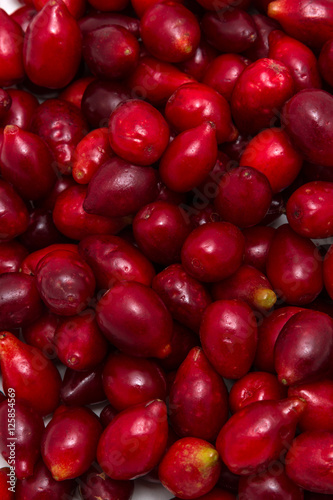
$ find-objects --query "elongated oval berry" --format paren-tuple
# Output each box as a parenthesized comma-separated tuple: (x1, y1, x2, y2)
(0, 331, 61, 416)
(266, 224, 323, 305)
(159, 437, 221, 499)
(181, 222, 245, 283)
(169, 347, 229, 441)
(216, 397, 306, 475)
(41, 406, 102, 481)
(0, 126, 56, 201)
(102, 351, 167, 410)
(274, 310, 333, 386)
(97, 400, 168, 480)
(79, 234, 155, 290)
(159, 122, 218, 193)
(0, 273, 43, 329)
(0, 399, 44, 480)
(200, 300, 258, 379)
(0, 9, 24, 87)
(23, 0, 82, 89)
(141, 2, 200, 63)
(152, 264, 212, 333)
(83, 158, 159, 218)
(285, 430, 333, 493)
(0, 180, 29, 242)
(96, 281, 173, 359)
(109, 100, 169, 166)
(54, 312, 108, 371)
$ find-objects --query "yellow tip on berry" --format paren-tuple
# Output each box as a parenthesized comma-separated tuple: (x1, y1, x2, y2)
(254, 288, 277, 310)
(200, 447, 219, 468)
(267, 1, 280, 18)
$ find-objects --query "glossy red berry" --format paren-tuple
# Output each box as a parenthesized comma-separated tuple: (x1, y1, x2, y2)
(159, 437, 221, 499)
(41, 406, 102, 481)
(141, 2, 200, 63)
(133, 201, 192, 265)
(97, 399, 168, 480)
(82, 26, 140, 80)
(0, 9, 25, 87)
(23, 0, 82, 89)
(35, 250, 96, 316)
(200, 299, 258, 379)
(214, 166, 272, 228)
(102, 351, 167, 410)
(108, 100, 169, 166)
(181, 222, 245, 283)
(96, 281, 173, 359)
